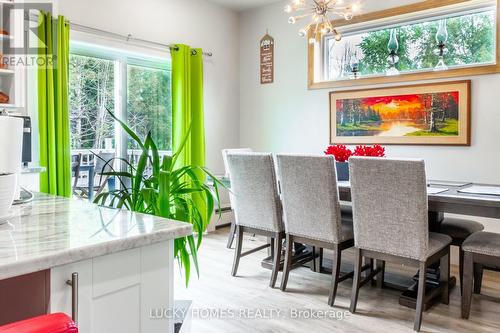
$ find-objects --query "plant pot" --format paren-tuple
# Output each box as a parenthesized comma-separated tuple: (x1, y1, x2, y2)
(335, 162, 349, 181)
(0, 173, 17, 221)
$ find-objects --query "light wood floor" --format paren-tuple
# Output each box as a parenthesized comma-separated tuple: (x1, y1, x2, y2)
(175, 228, 500, 333)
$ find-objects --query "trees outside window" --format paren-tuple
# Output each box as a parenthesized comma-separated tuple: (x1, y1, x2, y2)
(68, 45, 172, 165)
(326, 10, 496, 80)
(69, 54, 114, 150)
(127, 64, 172, 152)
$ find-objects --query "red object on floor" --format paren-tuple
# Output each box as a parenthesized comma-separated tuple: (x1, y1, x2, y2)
(0, 313, 77, 333)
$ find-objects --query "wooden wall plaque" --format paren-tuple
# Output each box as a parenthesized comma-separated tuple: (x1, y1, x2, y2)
(260, 33, 274, 84)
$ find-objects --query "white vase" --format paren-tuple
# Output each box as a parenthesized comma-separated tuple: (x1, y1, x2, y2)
(0, 173, 17, 221)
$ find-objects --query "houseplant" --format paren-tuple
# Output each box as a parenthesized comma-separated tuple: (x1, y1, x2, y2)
(325, 144, 386, 180)
(94, 109, 223, 286)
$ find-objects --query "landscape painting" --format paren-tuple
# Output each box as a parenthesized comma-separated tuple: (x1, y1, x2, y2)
(330, 81, 470, 145)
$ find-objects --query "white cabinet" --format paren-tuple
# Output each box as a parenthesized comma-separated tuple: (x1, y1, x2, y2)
(50, 241, 174, 333)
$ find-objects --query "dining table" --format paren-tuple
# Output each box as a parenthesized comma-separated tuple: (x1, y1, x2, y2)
(211, 176, 500, 311)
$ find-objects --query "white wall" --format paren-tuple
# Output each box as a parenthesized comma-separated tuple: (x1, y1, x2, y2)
(55, 0, 240, 179)
(239, 1, 500, 232)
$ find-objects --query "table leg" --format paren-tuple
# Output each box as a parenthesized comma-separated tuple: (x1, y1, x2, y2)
(88, 166, 95, 201)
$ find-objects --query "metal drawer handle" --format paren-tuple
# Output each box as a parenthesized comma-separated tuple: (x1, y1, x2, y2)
(66, 272, 79, 324)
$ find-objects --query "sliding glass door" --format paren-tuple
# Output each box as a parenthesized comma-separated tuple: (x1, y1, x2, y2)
(68, 42, 171, 197)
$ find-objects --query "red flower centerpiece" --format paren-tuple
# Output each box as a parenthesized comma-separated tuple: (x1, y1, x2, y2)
(324, 144, 352, 162)
(352, 144, 386, 157)
(324, 144, 386, 180)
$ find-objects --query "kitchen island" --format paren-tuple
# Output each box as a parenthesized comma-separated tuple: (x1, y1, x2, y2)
(0, 194, 192, 333)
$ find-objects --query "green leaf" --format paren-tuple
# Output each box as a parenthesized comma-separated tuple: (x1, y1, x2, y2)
(180, 245, 191, 287)
(170, 123, 192, 171)
(187, 235, 200, 277)
(105, 108, 145, 151)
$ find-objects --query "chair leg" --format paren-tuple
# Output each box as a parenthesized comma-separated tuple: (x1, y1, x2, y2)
(328, 244, 341, 307)
(462, 252, 474, 319)
(319, 248, 324, 271)
(414, 261, 427, 332)
(369, 258, 376, 286)
(440, 250, 450, 305)
(459, 247, 464, 295)
(312, 246, 322, 273)
(280, 234, 293, 291)
(269, 233, 283, 288)
(376, 260, 385, 289)
(231, 226, 243, 277)
(226, 221, 236, 249)
(349, 248, 362, 313)
(473, 263, 483, 294)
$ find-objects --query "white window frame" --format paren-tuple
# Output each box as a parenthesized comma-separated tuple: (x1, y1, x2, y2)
(69, 40, 172, 173)
(308, 0, 500, 89)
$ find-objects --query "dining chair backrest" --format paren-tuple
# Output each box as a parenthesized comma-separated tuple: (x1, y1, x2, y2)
(226, 152, 284, 233)
(276, 154, 345, 244)
(222, 148, 252, 177)
(349, 157, 429, 261)
(71, 154, 82, 190)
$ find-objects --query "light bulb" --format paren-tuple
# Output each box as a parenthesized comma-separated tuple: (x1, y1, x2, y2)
(288, 16, 297, 24)
(284, 5, 293, 13)
(344, 12, 353, 20)
(321, 26, 331, 34)
(334, 32, 342, 41)
(352, 3, 361, 12)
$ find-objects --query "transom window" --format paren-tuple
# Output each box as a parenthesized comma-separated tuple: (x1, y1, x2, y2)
(309, 0, 500, 89)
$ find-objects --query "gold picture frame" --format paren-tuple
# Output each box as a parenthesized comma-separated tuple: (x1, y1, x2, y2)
(329, 80, 471, 146)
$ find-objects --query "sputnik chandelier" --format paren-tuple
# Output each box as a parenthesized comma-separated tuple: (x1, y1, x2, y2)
(285, 0, 361, 40)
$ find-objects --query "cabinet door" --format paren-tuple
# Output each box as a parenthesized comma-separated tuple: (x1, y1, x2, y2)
(50, 259, 92, 333)
(50, 240, 174, 333)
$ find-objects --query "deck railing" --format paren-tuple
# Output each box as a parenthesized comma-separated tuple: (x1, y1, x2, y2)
(71, 149, 171, 167)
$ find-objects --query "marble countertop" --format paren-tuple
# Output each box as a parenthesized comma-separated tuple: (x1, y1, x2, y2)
(0, 194, 192, 280)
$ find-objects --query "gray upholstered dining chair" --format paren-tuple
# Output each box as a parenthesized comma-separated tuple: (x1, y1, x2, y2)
(276, 154, 355, 306)
(461, 231, 500, 319)
(226, 152, 285, 288)
(349, 157, 452, 332)
(222, 148, 253, 249)
(438, 217, 484, 294)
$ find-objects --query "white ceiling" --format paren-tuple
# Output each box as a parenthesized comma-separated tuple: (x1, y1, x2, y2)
(207, 0, 283, 12)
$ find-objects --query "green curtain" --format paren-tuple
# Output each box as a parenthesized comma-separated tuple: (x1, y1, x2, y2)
(38, 13, 71, 197)
(171, 44, 207, 224)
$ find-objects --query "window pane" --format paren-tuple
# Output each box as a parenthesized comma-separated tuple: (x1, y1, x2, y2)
(127, 64, 172, 152)
(326, 9, 496, 80)
(69, 54, 115, 150)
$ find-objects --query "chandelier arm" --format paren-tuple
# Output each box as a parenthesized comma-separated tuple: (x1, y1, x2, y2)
(286, 0, 358, 39)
